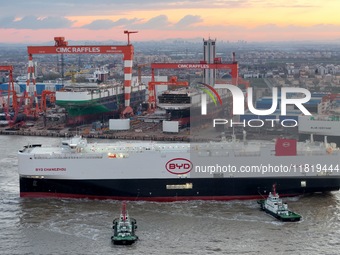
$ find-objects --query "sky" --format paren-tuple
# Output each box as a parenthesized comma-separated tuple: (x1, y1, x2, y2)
(1, 0, 340, 43)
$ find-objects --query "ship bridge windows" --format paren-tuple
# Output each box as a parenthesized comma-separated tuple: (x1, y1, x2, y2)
(166, 183, 193, 190)
(158, 94, 191, 104)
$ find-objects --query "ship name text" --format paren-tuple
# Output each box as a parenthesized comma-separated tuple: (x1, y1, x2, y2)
(35, 167, 66, 172)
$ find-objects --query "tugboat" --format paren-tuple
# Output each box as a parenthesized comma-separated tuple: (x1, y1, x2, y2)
(257, 184, 301, 222)
(111, 202, 138, 245)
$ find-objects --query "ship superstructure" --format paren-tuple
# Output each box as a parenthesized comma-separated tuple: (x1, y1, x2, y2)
(299, 93, 340, 144)
(157, 86, 230, 126)
(157, 87, 197, 126)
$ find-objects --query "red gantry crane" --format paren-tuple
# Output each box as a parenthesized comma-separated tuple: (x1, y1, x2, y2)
(0, 65, 24, 127)
(148, 76, 188, 111)
(25, 31, 138, 116)
(137, 63, 149, 84)
(124, 30, 138, 45)
(149, 53, 249, 116)
(150, 52, 249, 88)
(40, 90, 56, 113)
(0, 65, 15, 109)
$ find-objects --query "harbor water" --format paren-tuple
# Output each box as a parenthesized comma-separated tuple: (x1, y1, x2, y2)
(1, 135, 340, 255)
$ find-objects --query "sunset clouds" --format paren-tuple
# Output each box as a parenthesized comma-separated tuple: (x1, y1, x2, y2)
(1, 0, 340, 43)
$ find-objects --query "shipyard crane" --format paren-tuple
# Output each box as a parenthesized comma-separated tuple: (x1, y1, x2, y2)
(40, 90, 56, 113)
(137, 63, 149, 84)
(124, 30, 138, 45)
(64, 65, 78, 83)
(148, 76, 188, 111)
(149, 53, 250, 118)
(0, 65, 24, 127)
(150, 52, 250, 88)
(25, 31, 138, 117)
(150, 61, 239, 83)
(0, 65, 16, 109)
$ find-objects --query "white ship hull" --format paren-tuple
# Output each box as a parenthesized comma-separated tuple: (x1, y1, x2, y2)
(18, 136, 340, 201)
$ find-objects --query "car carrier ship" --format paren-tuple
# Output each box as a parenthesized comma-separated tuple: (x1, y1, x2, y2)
(55, 81, 146, 124)
(18, 134, 340, 201)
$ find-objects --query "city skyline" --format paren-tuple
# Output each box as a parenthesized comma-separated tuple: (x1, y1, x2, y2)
(1, 0, 340, 43)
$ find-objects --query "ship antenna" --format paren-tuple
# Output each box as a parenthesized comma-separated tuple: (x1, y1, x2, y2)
(272, 184, 277, 196)
(122, 201, 127, 221)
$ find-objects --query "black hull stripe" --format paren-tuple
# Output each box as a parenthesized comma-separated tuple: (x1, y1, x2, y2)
(19, 177, 340, 201)
(20, 192, 299, 202)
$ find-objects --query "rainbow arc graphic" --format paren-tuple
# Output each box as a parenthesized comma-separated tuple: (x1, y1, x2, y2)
(196, 82, 222, 115)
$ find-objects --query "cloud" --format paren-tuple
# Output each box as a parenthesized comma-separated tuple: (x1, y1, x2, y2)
(81, 18, 140, 30)
(174, 15, 203, 28)
(0, 0, 258, 16)
(82, 15, 202, 31)
(0, 1, 167, 16)
(124, 14, 202, 30)
(0, 16, 74, 29)
(134, 15, 171, 29)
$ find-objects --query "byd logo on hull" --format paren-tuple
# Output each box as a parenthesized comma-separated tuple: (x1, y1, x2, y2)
(165, 158, 193, 175)
(200, 84, 312, 116)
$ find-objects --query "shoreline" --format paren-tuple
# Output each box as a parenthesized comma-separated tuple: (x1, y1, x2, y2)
(0, 129, 193, 141)
(0, 127, 289, 143)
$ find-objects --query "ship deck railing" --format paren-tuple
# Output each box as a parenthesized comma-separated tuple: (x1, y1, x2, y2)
(234, 151, 261, 157)
(34, 153, 103, 159)
(297, 151, 330, 156)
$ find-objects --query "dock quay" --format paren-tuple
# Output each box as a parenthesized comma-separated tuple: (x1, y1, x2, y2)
(0, 115, 236, 142)
(0, 127, 287, 143)
(0, 129, 224, 142)
(0, 115, 292, 142)
(0, 129, 195, 142)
